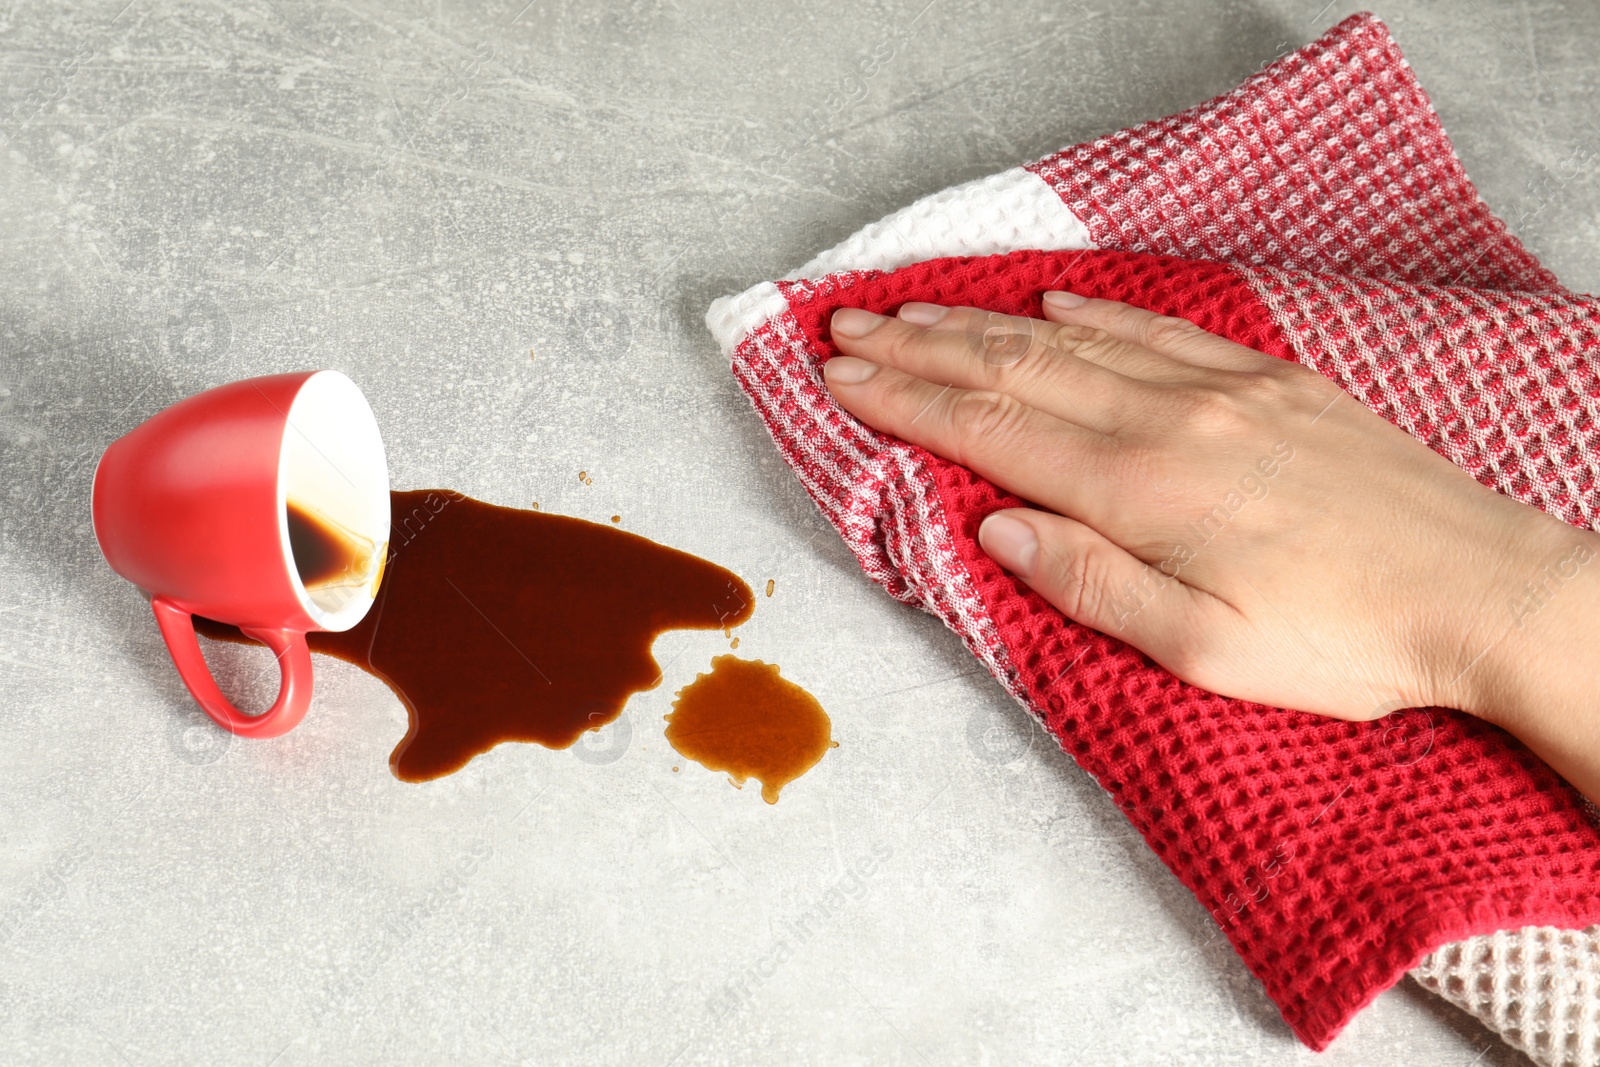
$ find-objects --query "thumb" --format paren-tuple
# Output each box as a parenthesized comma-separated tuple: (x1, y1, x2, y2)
(977, 508, 1216, 668)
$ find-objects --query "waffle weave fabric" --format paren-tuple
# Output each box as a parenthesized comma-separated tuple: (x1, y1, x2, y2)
(1413, 926, 1600, 1067)
(705, 11, 1600, 1053)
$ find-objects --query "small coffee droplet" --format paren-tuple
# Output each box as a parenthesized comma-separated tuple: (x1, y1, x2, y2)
(611, 515, 621, 524)
(730, 637, 740, 649)
(671, 765, 680, 773)
(529, 347, 536, 362)
(530, 501, 540, 510)
(765, 579, 775, 598)
(578, 470, 587, 482)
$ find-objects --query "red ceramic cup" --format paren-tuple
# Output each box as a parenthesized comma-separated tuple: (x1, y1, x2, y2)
(92, 371, 389, 738)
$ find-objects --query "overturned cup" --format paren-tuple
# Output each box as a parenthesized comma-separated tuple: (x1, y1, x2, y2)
(93, 371, 389, 738)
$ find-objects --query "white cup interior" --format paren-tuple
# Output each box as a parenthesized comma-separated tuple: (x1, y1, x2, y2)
(277, 371, 390, 630)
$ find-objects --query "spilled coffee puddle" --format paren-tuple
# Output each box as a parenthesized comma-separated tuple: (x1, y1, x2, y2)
(666, 656, 836, 804)
(198, 489, 835, 796)
(201, 489, 749, 780)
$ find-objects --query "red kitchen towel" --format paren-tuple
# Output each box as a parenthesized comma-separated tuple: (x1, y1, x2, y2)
(706, 12, 1600, 1051)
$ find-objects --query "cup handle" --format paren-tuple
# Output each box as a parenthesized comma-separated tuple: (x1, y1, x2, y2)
(151, 596, 313, 739)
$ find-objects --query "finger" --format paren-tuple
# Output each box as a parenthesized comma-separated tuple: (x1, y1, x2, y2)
(1040, 291, 1269, 373)
(823, 356, 1123, 526)
(831, 306, 1155, 432)
(978, 508, 1229, 678)
(898, 301, 1207, 387)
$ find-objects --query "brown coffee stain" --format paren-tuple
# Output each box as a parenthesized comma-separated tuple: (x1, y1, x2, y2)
(664, 656, 835, 804)
(286, 501, 359, 588)
(765, 579, 775, 598)
(198, 489, 752, 781)
(286, 501, 384, 595)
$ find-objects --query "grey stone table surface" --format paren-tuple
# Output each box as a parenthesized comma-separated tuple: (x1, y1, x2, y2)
(2, 1, 1595, 1064)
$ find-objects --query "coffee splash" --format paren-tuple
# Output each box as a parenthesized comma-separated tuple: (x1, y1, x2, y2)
(664, 656, 836, 804)
(200, 489, 753, 780)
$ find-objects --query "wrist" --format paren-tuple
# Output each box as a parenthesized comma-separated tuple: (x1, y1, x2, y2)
(1453, 520, 1600, 802)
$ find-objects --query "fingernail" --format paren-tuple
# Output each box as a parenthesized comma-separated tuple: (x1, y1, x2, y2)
(831, 308, 889, 338)
(978, 512, 1039, 577)
(824, 356, 878, 385)
(1043, 290, 1088, 311)
(897, 302, 950, 327)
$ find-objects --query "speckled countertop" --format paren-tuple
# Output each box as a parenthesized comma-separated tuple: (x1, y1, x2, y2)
(3, 2, 1596, 1064)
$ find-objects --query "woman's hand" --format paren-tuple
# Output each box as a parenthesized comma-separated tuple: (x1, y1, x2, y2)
(823, 294, 1600, 801)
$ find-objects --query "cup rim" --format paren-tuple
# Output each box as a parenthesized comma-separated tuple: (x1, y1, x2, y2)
(276, 370, 390, 631)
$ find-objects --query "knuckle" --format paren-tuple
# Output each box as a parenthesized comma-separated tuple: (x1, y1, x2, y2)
(1234, 367, 1280, 393)
(1047, 322, 1121, 363)
(1056, 549, 1099, 621)
(1274, 359, 1342, 404)
(1054, 547, 1142, 634)
(879, 369, 929, 411)
(968, 313, 1035, 369)
(1213, 368, 1281, 408)
(1141, 314, 1203, 352)
(880, 321, 921, 365)
(1049, 542, 1106, 623)
(949, 389, 1027, 452)
(1180, 387, 1249, 436)
(991, 335, 1060, 393)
